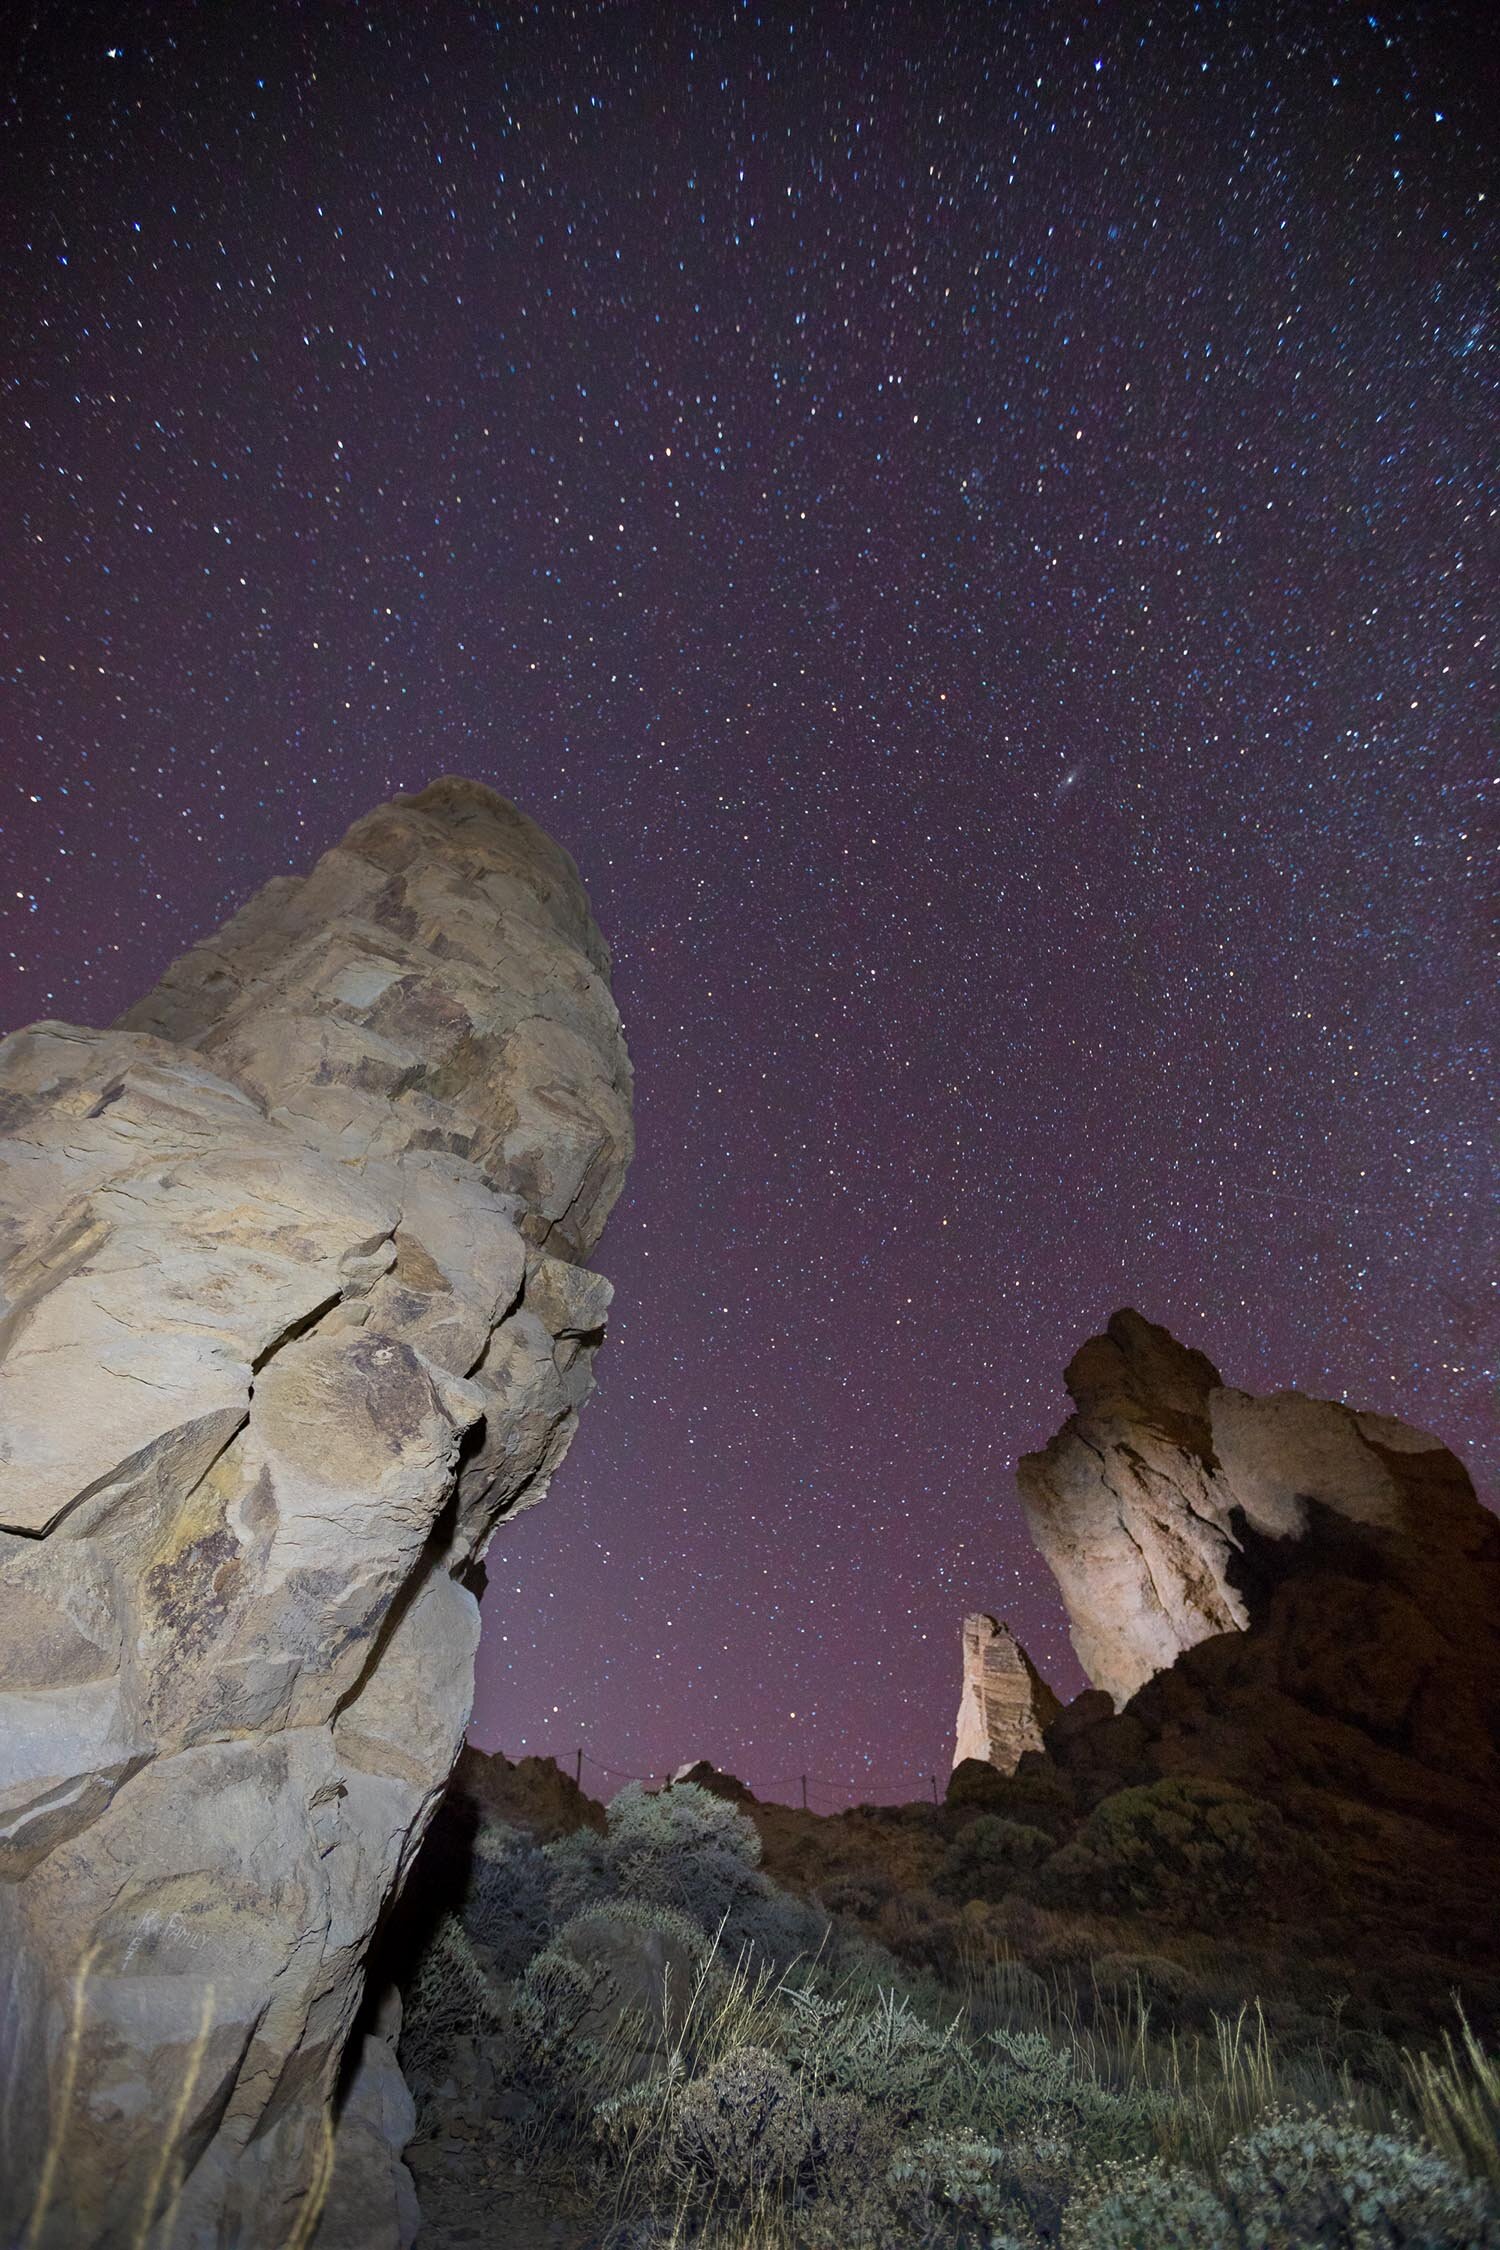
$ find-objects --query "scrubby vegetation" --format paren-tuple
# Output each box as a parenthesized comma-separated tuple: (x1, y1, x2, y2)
(397, 1779, 1500, 2248)
(1032, 1777, 1320, 1925)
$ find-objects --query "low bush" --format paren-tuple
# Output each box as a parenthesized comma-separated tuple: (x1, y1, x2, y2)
(672, 2045, 808, 2189)
(885, 2129, 1021, 2233)
(462, 1815, 554, 1976)
(1220, 2110, 1498, 2248)
(398, 1778, 1500, 2250)
(1063, 2158, 1236, 2249)
(936, 1814, 1057, 1903)
(605, 1779, 765, 1923)
(1036, 1777, 1312, 1925)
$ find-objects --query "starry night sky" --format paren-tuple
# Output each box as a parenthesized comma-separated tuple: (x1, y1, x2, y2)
(3, 2, 1494, 1805)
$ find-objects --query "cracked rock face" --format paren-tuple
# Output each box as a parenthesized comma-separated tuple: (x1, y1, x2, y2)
(1018, 1308, 1494, 1710)
(952, 1615, 1061, 1773)
(0, 780, 631, 2249)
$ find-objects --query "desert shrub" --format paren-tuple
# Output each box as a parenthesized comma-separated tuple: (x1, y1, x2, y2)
(781, 1984, 963, 2125)
(886, 2129, 1037, 2239)
(997, 2129, 1080, 2237)
(562, 1892, 712, 1965)
(1219, 2110, 1499, 2248)
(542, 1821, 618, 1921)
(981, 2026, 1173, 2171)
(987, 2025, 1079, 2107)
(541, 1780, 773, 1946)
(805, 2087, 889, 2196)
(724, 1876, 832, 1972)
(516, 1897, 710, 2078)
(608, 1780, 763, 1915)
(1062, 2158, 1236, 2249)
(462, 1815, 555, 1975)
(937, 1816, 1057, 1904)
(597, 2026, 895, 2236)
(513, 1935, 605, 2067)
(1037, 1778, 1307, 1924)
(399, 1911, 510, 2082)
(672, 2045, 811, 2189)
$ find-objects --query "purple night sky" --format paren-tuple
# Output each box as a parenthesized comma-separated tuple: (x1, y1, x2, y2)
(2, 2, 1493, 1805)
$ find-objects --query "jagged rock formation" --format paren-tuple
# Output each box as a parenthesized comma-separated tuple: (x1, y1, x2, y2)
(951, 1614, 1061, 1772)
(1017, 1307, 1496, 1709)
(0, 780, 631, 2250)
(1015, 1313, 1500, 1904)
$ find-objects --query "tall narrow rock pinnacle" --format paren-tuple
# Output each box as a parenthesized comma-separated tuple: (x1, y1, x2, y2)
(952, 1613, 1062, 1773)
(0, 780, 632, 2249)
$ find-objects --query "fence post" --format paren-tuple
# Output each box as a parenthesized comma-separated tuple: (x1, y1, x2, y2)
(929, 1773, 938, 1804)
(575, 1747, 583, 1788)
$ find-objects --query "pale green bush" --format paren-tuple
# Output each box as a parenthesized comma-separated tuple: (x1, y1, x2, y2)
(781, 1983, 961, 2124)
(1063, 2158, 1236, 2249)
(515, 1896, 710, 2076)
(541, 1780, 776, 1947)
(541, 1821, 618, 1921)
(1220, 2111, 1498, 2248)
(979, 2023, 1171, 2170)
(886, 2129, 1035, 2238)
(608, 1780, 763, 1915)
(513, 1937, 603, 2066)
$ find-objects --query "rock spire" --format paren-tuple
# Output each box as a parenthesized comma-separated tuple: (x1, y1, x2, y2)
(952, 1614, 1061, 1772)
(0, 780, 631, 2249)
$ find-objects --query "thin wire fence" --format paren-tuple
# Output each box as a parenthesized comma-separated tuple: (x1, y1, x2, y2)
(561, 1745, 947, 1809)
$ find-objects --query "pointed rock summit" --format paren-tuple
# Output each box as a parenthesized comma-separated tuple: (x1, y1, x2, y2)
(1018, 1307, 1498, 1713)
(0, 780, 632, 2249)
(952, 1614, 1062, 1773)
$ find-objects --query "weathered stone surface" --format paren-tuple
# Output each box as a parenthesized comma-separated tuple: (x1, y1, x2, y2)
(951, 1614, 1061, 1773)
(1016, 1311, 1235, 1705)
(1017, 1311, 1500, 1843)
(1016, 1307, 1497, 1710)
(0, 780, 631, 2248)
(314, 1988, 420, 2250)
